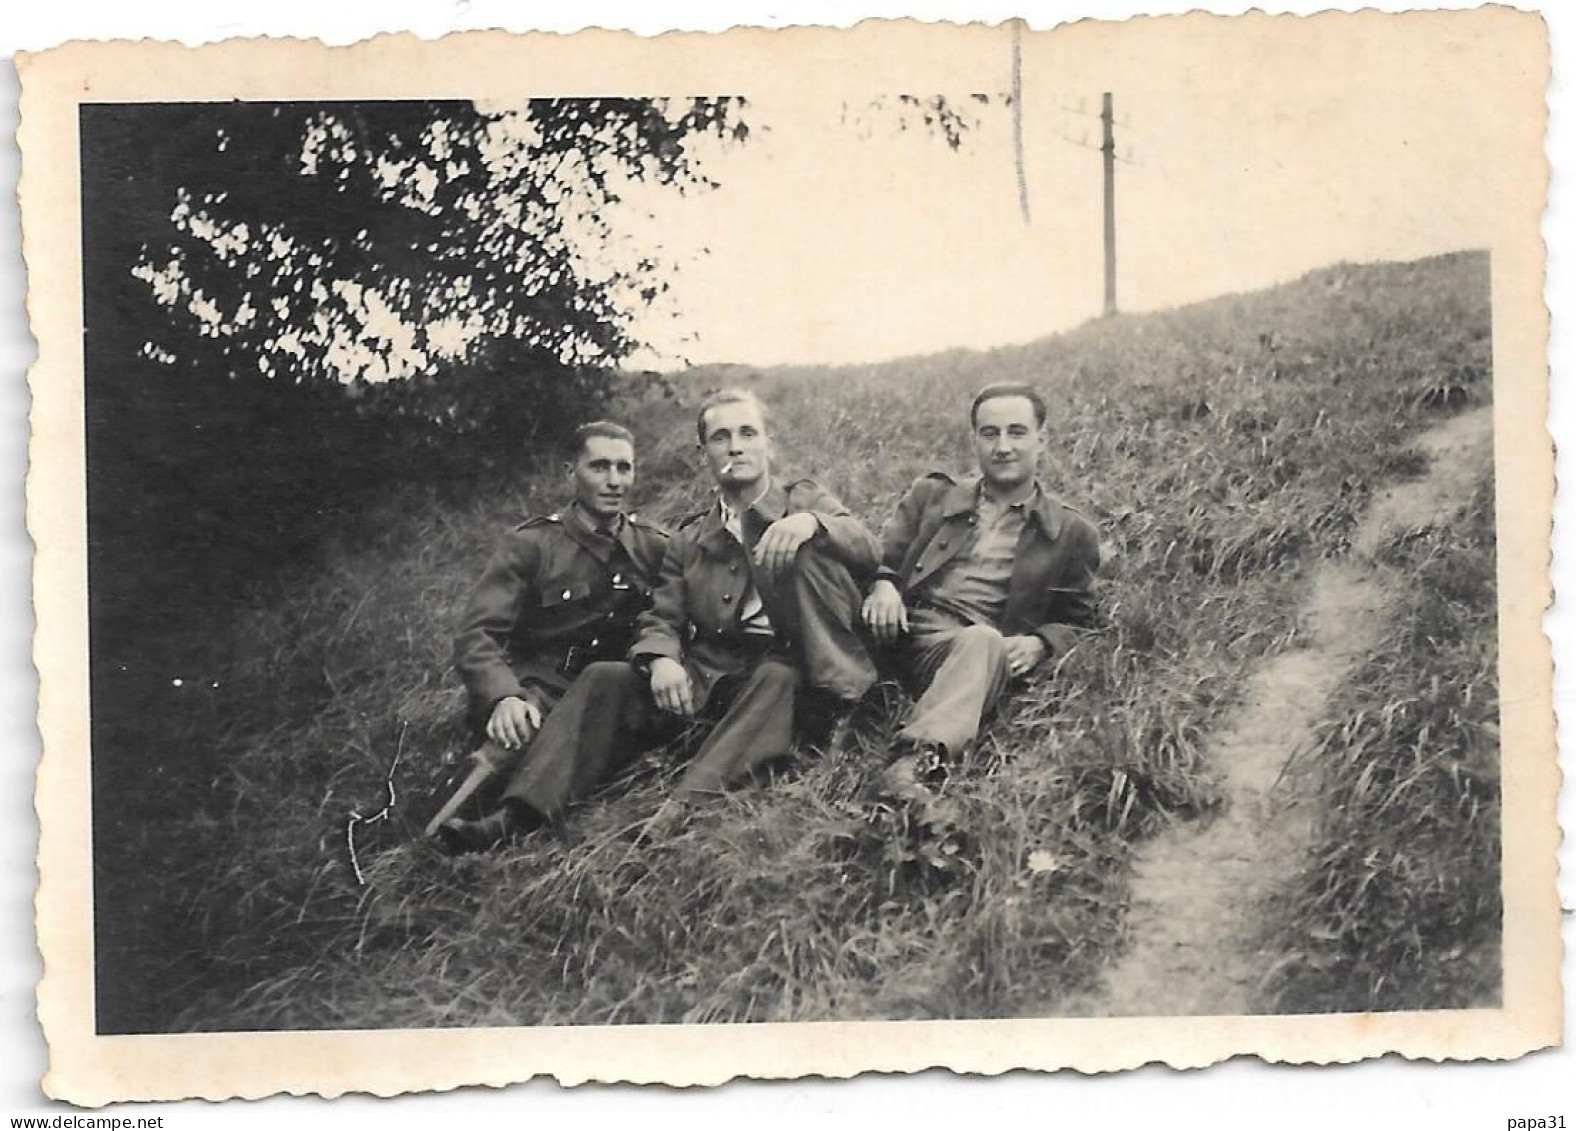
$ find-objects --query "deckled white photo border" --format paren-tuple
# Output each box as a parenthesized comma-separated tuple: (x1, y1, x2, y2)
(10, 4, 1566, 1110)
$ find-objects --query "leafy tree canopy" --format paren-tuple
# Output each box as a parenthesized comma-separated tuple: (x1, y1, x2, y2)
(104, 99, 743, 439)
(79, 98, 743, 626)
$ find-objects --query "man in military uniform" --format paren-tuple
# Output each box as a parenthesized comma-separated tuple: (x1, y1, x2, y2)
(438, 388, 879, 851)
(434, 421, 667, 837)
(861, 382, 1101, 765)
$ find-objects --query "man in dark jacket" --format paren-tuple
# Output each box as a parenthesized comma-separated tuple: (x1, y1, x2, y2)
(441, 421, 668, 817)
(862, 382, 1101, 761)
(439, 388, 878, 851)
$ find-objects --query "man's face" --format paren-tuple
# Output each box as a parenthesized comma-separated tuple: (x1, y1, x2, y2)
(700, 400, 772, 491)
(568, 436, 636, 523)
(972, 395, 1044, 491)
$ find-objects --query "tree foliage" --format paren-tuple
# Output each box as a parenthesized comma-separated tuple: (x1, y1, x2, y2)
(840, 93, 1002, 150)
(82, 98, 741, 625)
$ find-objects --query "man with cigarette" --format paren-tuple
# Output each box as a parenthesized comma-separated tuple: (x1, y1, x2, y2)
(439, 387, 878, 851)
(430, 421, 668, 837)
(862, 382, 1101, 770)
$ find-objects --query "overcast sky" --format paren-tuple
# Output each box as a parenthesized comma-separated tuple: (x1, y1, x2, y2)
(618, 14, 1536, 369)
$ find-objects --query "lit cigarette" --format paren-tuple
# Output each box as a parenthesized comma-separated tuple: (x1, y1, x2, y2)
(721, 461, 735, 474)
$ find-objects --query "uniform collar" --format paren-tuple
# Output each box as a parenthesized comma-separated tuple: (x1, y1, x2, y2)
(942, 475, 1064, 539)
(700, 476, 789, 556)
(568, 501, 622, 538)
(562, 502, 628, 561)
(718, 475, 787, 524)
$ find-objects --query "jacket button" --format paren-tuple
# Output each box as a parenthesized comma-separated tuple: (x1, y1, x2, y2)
(561, 589, 573, 600)
(722, 593, 732, 601)
(612, 573, 622, 585)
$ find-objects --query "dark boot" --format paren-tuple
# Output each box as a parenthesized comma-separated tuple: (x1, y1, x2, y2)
(437, 799, 542, 854)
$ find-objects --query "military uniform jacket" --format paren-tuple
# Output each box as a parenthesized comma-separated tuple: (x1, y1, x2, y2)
(877, 472, 1102, 656)
(453, 505, 669, 725)
(631, 477, 879, 703)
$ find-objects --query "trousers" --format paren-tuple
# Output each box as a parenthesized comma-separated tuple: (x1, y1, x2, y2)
(496, 543, 870, 817)
(895, 606, 1011, 754)
(752, 542, 876, 701)
(499, 654, 800, 817)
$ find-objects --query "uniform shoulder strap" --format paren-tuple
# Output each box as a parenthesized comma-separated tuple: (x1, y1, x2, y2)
(514, 512, 564, 532)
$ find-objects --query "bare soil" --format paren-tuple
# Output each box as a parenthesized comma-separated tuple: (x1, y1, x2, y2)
(1062, 405, 1495, 1017)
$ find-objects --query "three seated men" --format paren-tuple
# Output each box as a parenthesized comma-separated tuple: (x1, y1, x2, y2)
(438, 381, 1100, 852)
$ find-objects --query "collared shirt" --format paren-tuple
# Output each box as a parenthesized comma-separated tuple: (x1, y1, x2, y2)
(718, 482, 775, 637)
(565, 505, 644, 589)
(569, 502, 622, 542)
(922, 486, 1036, 627)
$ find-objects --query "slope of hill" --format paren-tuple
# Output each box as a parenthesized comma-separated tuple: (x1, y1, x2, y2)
(93, 250, 1493, 1032)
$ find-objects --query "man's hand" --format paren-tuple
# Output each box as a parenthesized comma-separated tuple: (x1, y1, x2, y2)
(753, 512, 819, 574)
(487, 694, 543, 751)
(1004, 635, 1049, 678)
(649, 656, 696, 717)
(861, 579, 910, 644)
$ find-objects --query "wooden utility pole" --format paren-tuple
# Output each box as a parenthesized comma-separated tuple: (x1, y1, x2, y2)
(1059, 90, 1133, 318)
(1101, 92, 1118, 317)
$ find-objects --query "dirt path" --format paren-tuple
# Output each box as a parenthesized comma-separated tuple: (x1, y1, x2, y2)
(1061, 405, 1495, 1017)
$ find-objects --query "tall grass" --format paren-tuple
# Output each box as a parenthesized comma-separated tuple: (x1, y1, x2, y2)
(1263, 474, 1500, 1012)
(94, 251, 1492, 1031)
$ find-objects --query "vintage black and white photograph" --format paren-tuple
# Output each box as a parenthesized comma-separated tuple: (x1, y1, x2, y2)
(20, 8, 1558, 1102)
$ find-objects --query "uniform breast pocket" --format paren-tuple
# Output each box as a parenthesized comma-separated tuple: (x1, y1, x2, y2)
(541, 580, 593, 608)
(607, 569, 649, 605)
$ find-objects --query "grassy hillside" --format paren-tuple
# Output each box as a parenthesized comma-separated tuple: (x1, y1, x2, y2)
(1264, 473, 1500, 1012)
(97, 251, 1492, 1031)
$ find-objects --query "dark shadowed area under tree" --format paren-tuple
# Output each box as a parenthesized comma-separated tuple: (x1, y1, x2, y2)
(80, 98, 743, 1031)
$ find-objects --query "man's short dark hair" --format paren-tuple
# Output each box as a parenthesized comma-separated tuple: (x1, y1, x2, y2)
(695, 387, 769, 445)
(970, 382, 1048, 428)
(569, 420, 636, 461)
